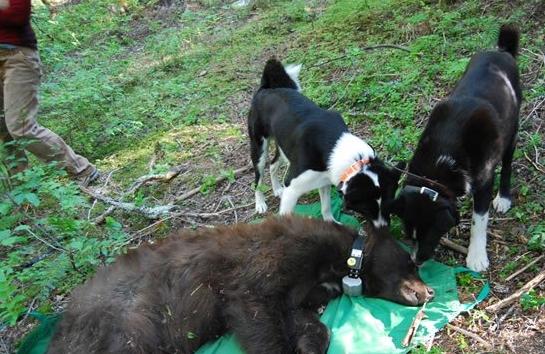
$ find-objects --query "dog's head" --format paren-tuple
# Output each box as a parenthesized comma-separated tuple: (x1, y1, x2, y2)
(341, 159, 404, 227)
(362, 225, 434, 306)
(388, 187, 459, 266)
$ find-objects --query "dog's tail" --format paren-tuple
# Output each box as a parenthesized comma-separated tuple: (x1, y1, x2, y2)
(260, 58, 302, 91)
(497, 24, 519, 58)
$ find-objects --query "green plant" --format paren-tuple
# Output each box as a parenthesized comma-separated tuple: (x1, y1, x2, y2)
(520, 290, 545, 311)
(0, 161, 128, 325)
(528, 222, 545, 251)
(200, 175, 218, 195)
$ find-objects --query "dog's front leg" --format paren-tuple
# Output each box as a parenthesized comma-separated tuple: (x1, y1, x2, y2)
(467, 180, 494, 272)
(319, 186, 339, 223)
(279, 171, 330, 215)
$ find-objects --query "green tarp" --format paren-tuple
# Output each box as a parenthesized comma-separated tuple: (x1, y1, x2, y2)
(17, 194, 489, 354)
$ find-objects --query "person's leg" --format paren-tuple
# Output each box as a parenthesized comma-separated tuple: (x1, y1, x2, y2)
(3, 47, 95, 177)
(0, 50, 28, 173)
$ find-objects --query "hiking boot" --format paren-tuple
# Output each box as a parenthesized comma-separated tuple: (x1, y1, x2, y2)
(76, 167, 101, 187)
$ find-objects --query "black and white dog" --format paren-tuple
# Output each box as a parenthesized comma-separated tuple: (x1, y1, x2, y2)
(248, 58, 401, 226)
(389, 26, 521, 272)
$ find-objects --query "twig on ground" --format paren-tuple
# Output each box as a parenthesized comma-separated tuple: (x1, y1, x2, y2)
(440, 237, 468, 255)
(87, 169, 118, 221)
(486, 267, 545, 313)
(184, 202, 254, 219)
(505, 255, 544, 282)
(447, 324, 492, 349)
(491, 304, 516, 332)
(24, 228, 64, 252)
(93, 165, 187, 224)
(521, 96, 545, 126)
(425, 333, 435, 352)
(175, 164, 252, 202)
(402, 301, 427, 347)
(524, 152, 545, 173)
(20, 297, 38, 323)
(127, 164, 187, 195)
(80, 186, 179, 219)
(126, 201, 254, 243)
(225, 196, 238, 223)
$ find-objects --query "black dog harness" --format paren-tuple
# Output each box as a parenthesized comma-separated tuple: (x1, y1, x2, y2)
(342, 230, 365, 296)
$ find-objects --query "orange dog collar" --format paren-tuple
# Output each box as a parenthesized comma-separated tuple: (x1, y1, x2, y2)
(339, 158, 370, 183)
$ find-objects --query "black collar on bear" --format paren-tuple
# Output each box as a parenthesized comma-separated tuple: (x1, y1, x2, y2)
(342, 230, 365, 296)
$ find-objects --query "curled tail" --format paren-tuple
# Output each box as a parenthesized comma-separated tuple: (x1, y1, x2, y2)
(260, 58, 302, 91)
(497, 24, 519, 57)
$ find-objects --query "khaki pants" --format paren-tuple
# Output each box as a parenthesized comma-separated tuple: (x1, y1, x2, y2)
(0, 46, 93, 176)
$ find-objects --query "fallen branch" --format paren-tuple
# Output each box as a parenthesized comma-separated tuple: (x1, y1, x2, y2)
(80, 186, 179, 219)
(524, 152, 545, 173)
(486, 267, 545, 313)
(505, 255, 544, 282)
(184, 201, 254, 219)
(447, 324, 492, 350)
(440, 237, 468, 255)
(175, 164, 252, 202)
(521, 96, 545, 126)
(94, 165, 187, 224)
(402, 301, 427, 347)
(127, 164, 187, 194)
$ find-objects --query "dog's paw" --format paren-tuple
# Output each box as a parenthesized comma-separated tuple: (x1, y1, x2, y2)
(493, 194, 512, 214)
(255, 193, 268, 214)
(322, 213, 339, 224)
(272, 186, 284, 197)
(466, 247, 489, 272)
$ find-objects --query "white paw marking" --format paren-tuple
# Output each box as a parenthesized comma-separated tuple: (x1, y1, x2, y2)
(466, 245, 489, 272)
(255, 192, 267, 214)
(272, 186, 284, 197)
(493, 194, 511, 214)
(322, 212, 340, 224)
(467, 212, 489, 272)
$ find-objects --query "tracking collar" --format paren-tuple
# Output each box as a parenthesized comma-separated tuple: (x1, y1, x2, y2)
(403, 185, 440, 202)
(339, 158, 370, 184)
(342, 229, 365, 296)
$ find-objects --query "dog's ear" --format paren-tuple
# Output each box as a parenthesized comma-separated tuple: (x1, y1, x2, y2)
(390, 161, 406, 186)
(386, 194, 405, 217)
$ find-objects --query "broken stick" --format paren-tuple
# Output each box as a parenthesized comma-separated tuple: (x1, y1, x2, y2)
(174, 164, 252, 202)
(440, 237, 468, 255)
(402, 301, 427, 347)
(80, 186, 179, 219)
(505, 255, 544, 282)
(486, 267, 545, 313)
(447, 324, 492, 349)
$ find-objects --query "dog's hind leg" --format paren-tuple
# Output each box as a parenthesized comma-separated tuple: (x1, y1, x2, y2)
(467, 179, 494, 272)
(279, 170, 330, 215)
(251, 137, 269, 213)
(270, 145, 287, 197)
(493, 136, 516, 213)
